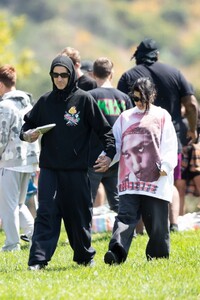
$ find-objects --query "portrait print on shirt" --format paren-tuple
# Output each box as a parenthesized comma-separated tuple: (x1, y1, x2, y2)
(119, 113, 163, 193)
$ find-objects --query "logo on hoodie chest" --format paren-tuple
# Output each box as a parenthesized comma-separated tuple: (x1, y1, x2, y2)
(64, 106, 80, 126)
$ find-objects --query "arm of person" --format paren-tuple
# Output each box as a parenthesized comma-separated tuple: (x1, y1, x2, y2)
(0, 106, 14, 156)
(22, 129, 40, 143)
(106, 115, 122, 167)
(86, 96, 116, 168)
(22, 124, 56, 143)
(181, 94, 198, 141)
(117, 73, 130, 94)
(20, 117, 40, 143)
(159, 110, 178, 175)
(93, 115, 123, 172)
(19, 96, 44, 142)
(93, 114, 123, 172)
(93, 153, 112, 172)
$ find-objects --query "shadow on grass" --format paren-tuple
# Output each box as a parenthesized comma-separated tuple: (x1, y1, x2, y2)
(46, 265, 87, 272)
(58, 232, 111, 248)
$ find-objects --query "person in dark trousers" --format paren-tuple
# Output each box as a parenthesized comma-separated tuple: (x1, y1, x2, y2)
(88, 57, 132, 213)
(117, 38, 198, 231)
(20, 55, 116, 270)
(104, 78, 177, 265)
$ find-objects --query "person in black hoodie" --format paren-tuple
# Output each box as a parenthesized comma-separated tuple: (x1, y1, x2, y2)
(20, 55, 116, 270)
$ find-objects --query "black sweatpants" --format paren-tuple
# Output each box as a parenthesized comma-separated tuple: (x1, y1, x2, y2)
(108, 194, 170, 262)
(88, 163, 119, 213)
(28, 168, 96, 266)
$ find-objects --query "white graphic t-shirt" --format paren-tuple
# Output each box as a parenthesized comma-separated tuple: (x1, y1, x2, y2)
(112, 105, 178, 202)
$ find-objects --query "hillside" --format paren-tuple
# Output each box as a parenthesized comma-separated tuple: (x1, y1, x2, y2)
(1, 0, 200, 99)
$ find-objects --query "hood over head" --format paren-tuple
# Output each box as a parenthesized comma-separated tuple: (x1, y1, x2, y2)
(50, 55, 78, 94)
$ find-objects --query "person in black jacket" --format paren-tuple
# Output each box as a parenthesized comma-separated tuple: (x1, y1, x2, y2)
(20, 55, 116, 270)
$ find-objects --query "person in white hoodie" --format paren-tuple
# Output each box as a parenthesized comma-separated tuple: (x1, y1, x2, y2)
(104, 77, 178, 265)
(0, 64, 39, 251)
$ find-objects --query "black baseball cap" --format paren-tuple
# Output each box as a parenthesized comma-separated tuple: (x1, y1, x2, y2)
(132, 38, 159, 60)
(81, 60, 93, 72)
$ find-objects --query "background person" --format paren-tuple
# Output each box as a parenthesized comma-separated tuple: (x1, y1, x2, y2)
(176, 106, 200, 215)
(80, 60, 94, 78)
(88, 57, 132, 213)
(59, 47, 97, 91)
(0, 64, 39, 252)
(104, 77, 177, 265)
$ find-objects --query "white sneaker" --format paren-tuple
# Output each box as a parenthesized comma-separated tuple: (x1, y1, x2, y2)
(1, 244, 21, 252)
(28, 264, 46, 271)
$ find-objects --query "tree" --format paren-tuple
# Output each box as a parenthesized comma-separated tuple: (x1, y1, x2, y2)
(0, 11, 38, 81)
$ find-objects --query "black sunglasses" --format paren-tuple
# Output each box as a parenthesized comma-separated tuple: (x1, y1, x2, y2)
(129, 93, 141, 102)
(132, 96, 141, 102)
(50, 72, 70, 78)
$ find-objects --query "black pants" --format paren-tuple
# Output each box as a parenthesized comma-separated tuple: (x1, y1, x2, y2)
(88, 163, 119, 213)
(108, 194, 170, 262)
(28, 168, 96, 266)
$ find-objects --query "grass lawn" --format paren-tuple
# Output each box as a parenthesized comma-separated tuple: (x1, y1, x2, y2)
(0, 226, 200, 300)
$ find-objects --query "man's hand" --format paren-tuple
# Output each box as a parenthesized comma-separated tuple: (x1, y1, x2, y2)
(93, 155, 111, 172)
(23, 129, 40, 143)
(182, 94, 198, 142)
(187, 129, 198, 142)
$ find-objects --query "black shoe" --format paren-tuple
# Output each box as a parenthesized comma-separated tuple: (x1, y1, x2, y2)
(170, 223, 179, 232)
(20, 235, 30, 243)
(28, 264, 46, 271)
(104, 250, 120, 265)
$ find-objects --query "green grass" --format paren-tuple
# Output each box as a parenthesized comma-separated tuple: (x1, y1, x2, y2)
(0, 227, 200, 300)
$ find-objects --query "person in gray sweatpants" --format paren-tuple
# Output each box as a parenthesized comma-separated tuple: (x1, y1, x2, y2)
(0, 64, 39, 252)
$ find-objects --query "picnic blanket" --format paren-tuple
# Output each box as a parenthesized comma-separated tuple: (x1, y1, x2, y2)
(177, 212, 200, 231)
(91, 207, 200, 233)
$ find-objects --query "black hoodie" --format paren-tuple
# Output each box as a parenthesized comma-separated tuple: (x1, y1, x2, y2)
(20, 55, 116, 171)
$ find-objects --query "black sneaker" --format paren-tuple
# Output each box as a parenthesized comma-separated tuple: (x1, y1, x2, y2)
(170, 223, 179, 232)
(28, 264, 46, 271)
(104, 250, 120, 265)
(20, 235, 30, 243)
